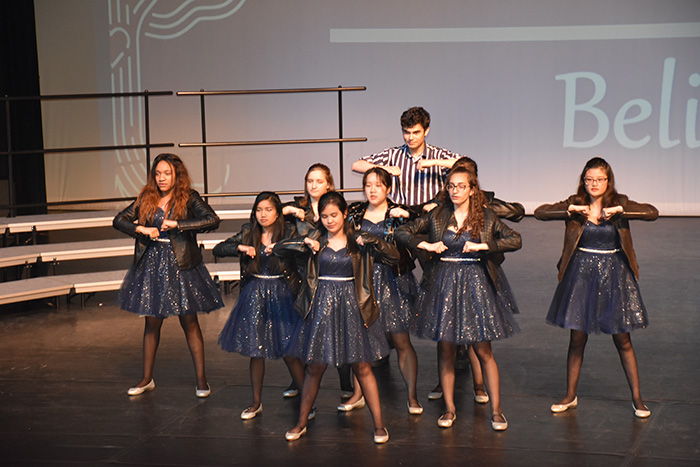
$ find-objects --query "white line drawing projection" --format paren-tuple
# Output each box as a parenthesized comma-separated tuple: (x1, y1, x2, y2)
(330, 23, 700, 43)
(108, 0, 245, 196)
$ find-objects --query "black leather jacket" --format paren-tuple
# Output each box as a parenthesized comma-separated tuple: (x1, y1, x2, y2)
(282, 196, 318, 237)
(534, 194, 658, 280)
(395, 205, 521, 289)
(213, 223, 302, 296)
(483, 191, 525, 222)
(347, 199, 417, 275)
(273, 229, 400, 326)
(113, 190, 220, 270)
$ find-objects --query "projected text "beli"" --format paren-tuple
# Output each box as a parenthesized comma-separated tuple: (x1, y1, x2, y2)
(556, 58, 699, 149)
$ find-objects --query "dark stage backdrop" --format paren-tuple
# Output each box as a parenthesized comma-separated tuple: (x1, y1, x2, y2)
(33, 0, 700, 214)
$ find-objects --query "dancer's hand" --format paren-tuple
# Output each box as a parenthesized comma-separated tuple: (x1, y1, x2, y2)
(568, 204, 589, 216)
(137, 226, 160, 238)
(304, 237, 320, 253)
(601, 206, 623, 220)
(463, 241, 487, 253)
(238, 245, 256, 257)
(389, 207, 410, 218)
(160, 219, 178, 231)
(419, 241, 447, 253)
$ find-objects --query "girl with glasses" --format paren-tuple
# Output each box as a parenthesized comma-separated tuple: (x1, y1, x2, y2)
(535, 157, 658, 418)
(395, 166, 521, 431)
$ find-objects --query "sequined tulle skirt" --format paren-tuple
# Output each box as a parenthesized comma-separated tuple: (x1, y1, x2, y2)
(415, 261, 520, 344)
(546, 251, 648, 334)
(218, 277, 300, 359)
(288, 280, 390, 366)
(372, 264, 416, 334)
(119, 242, 223, 318)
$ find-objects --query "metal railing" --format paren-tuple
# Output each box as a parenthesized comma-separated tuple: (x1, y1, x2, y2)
(2, 86, 366, 215)
(177, 85, 367, 191)
(1, 91, 174, 216)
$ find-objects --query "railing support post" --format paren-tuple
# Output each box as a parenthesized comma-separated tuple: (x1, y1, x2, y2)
(200, 90, 209, 194)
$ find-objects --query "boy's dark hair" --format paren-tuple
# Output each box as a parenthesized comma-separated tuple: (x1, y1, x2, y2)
(400, 106, 430, 130)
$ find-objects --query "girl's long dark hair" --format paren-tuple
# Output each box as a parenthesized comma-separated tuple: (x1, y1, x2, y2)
(317, 191, 358, 254)
(574, 157, 621, 208)
(438, 166, 487, 236)
(136, 153, 192, 225)
(245, 192, 285, 274)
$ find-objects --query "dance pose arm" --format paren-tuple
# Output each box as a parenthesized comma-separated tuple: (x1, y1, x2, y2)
(483, 191, 525, 223)
(533, 197, 576, 221)
(173, 191, 220, 232)
(393, 212, 432, 252)
(356, 231, 400, 267)
(483, 213, 522, 253)
(113, 202, 162, 239)
(616, 195, 659, 221)
(212, 225, 251, 258)
(113, 201, 141, 238)
(272, 230, 322, 258)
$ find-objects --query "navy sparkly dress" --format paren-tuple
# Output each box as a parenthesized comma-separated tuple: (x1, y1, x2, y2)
(415, 229, 520, 344)
(119, 208, 223, 318)
(288, 246, 391, 366)
(360, 219, 416, 333)
(546, 220, 648, 334)
(218, 246, 300, 358)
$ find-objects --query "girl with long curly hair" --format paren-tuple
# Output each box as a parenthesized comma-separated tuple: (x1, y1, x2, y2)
(114, 153, 223, 398)
(395, 166, 521, 431)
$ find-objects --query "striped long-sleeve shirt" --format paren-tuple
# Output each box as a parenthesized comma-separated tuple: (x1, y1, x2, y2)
(361, 143, 461, 206)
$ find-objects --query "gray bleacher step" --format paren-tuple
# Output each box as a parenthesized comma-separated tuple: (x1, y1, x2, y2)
(0, 233, 234, 270)
(1, 205, 251, 236)
(0, 276, 74, 305)
(0, 263, 241, 306)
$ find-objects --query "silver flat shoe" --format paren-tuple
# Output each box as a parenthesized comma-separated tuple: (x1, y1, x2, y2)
(474, 390, 489, 404)
(240, 404, 262, 420)
(127, 379, 155, 396)
(285, 426, 307, 441)
(373, 427, 389, 444)
(550, 396, 578, 413)
(437, 412, 456, 428)
(195, 384, 211, 398)
(491, 413, 508, 431)
(407, 402, 423, 415)
(337, 396, 365, 412)
(633, 403, 651, 418)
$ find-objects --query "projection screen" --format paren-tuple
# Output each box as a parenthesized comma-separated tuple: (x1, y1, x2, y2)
(33, 0, 700, 214)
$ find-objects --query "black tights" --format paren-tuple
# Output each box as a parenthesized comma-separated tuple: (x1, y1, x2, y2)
(559, 329, 646, 408)
(288, 362, 385, 436)
(135, 314, 208, 389)
(439, 340, 503, 417)
(248, 356, 305, 409)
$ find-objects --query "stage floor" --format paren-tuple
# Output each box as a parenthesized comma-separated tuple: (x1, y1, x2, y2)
(1, 217, 699, 466)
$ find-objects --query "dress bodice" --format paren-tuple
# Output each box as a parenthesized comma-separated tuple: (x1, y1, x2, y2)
(579, 221, 620, 250)
(319, 246, 353, 277)
(153, 208, 170, 240)
(360, 218, 385, 238)
(257, 245, 273, 274)
(442, 229, 480, 259)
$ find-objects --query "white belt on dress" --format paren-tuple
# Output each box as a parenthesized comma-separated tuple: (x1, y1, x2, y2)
(151, 237, 171, 243)
(440, 257, 480, 262)
(252, 274, 284, 279)
(318, 276, 354, 281)
(577, 247, 620, 254)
